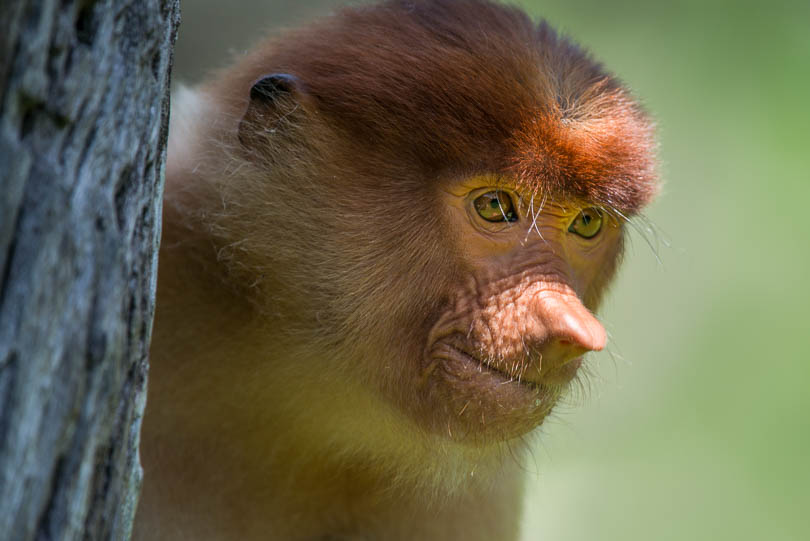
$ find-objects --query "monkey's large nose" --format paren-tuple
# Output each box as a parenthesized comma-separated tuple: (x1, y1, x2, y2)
(525, 293, 606, 382)
(548, 311, 606, 356)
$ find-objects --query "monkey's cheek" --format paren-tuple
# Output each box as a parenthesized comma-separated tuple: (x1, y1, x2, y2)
(422, 355, 563, 444)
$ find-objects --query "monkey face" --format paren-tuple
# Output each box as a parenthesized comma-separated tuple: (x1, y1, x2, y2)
(225, 77, 644, 449)
(390, 176, 622, 444)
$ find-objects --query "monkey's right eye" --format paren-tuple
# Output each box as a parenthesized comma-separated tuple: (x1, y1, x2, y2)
(473, 191, 518, 223)
(568, 208, 604, 238)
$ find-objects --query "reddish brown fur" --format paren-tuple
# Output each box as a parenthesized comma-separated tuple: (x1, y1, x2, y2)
(136, 1, 658, 539)
(211, 0, 656, 211)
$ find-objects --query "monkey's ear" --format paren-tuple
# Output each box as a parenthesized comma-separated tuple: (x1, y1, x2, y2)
(238, 73, 303, 149)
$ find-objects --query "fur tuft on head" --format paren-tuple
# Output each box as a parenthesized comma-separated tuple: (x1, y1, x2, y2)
(198, 0, 657, 209)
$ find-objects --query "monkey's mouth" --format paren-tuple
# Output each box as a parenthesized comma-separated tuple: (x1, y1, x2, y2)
(429, 337, 541, 390)
(428, 335, 582, 390)
(424, 335, 572, 441)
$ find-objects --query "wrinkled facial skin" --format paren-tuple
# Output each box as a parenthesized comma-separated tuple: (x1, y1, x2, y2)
(415, 176, 622, 443)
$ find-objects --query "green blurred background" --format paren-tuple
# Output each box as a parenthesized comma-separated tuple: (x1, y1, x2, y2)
(173, 1, 810, 539)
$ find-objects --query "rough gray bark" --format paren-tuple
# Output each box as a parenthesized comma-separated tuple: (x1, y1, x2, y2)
(0, 0, 179, 539)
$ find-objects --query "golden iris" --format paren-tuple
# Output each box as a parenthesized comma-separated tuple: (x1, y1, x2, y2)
(568, 208, 603, 238)
(473, 191, 517, 223)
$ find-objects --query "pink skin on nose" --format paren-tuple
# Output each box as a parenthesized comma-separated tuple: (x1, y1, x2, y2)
(471, 283, 607, 384)
(554, 308, 607, 352)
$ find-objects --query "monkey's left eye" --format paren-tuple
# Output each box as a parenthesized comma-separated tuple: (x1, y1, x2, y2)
(473, 191, 518, 223)
(568, 208, 603, 238)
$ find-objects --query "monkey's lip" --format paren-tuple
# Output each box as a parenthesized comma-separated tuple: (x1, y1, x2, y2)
(431, 340, 542, 389)
(430, 339, 581, 388)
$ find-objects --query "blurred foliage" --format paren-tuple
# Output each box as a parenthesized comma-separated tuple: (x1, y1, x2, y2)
(174, 1, 810, 539)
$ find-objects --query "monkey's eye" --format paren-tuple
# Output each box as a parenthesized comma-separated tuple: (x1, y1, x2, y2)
(568, 208, 603, 238)
(473, 191, 518, 223)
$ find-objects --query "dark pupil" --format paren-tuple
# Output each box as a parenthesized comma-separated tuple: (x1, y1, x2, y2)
(582, 213, 592, 225)
(490, 199, 500, 209)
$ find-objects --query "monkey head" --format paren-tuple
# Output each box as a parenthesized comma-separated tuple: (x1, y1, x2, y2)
(174, 0, 657, 455)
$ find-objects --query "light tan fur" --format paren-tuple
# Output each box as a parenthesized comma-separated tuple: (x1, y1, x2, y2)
(135, 2, 656, 539)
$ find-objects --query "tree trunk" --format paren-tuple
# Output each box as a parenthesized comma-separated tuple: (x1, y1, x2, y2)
(0, 0, 179, 539)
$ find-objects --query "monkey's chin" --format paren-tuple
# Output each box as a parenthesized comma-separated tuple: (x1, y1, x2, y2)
(423, 343, 571, 444)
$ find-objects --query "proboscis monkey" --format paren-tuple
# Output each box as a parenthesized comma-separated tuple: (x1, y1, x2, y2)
(134, 1, 657, 539)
